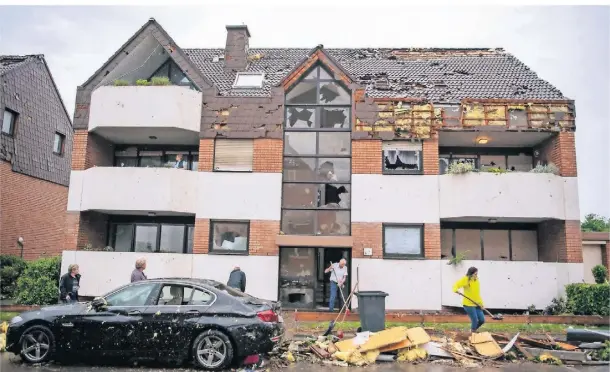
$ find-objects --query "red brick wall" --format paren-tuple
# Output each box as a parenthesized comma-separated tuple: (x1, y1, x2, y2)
(71, 130, 114, 170)
(253, 139, 282, 173)
(63, 211, 108, 251)
(423, 138, 439, 175)
(192, 218, 279, 255)
(536, 133, 577, 177)
(198, 139, 214, 171)
(352, 222, 439, 259)
(1, 161, 68, 259)
(602, 242, 610, 271)
(424, 223, 441, 259)
(352, 140, 382, 174)
(538, 220, 582, 263)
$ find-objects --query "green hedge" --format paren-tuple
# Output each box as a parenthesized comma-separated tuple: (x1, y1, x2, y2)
(0, 255, 27, 299)
(565, 283, 610, 316)
(15, 256, 61, 305)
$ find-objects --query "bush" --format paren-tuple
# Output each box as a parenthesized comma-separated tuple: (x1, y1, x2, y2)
(447, 162, 475, 175)
(530, 162, 559, 175)
(135, 79, 150, 86)
(565, 283, 610, 316)
(0, 255, 27, 299)
(151, 76, 170, 86)
(15, 256, 61, 305)
(544, 296, 569, 315)
(113, 79, 129, 86)
(592, 265, 608, 284)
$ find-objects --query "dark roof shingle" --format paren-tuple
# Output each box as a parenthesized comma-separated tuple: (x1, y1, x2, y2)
(0, 55, 36, 75)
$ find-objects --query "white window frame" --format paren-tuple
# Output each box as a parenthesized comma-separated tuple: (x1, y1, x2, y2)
(383, 224, 424, 259)
(232, 72, 265, 89)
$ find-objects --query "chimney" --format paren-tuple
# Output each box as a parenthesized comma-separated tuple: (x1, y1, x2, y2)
(224, 25, 250, 71)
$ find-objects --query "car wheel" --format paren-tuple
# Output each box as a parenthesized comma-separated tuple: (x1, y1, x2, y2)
(191, 329, 234, 370)
(19, 325, 54, 364)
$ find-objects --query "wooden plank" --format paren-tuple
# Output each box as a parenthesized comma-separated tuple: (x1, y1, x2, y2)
(514, 343, 534, 360)
(518, 336, 551, 349)
(310, 345, 330, 359)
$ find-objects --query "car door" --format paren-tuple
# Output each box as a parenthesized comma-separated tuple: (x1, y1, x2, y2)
(73, 282, 160, 355)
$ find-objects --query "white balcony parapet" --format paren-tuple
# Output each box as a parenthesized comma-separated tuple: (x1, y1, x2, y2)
(67, 167, 198, 214)
(439, 172, 580, 220)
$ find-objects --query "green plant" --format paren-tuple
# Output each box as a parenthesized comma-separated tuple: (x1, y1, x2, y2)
(594, 341, 610, 361)
(15, 256, 61, 305)
(135, 79, 150, 86)
(113, 79, 129, 86)
(0, 255, 27, 299)
(544, 296, 569, 315)
(592, 265, 608, 284)
(482, 167, 507, 174)
(565, 283, 610, 316)
(447, 162, 475, 175)
(151, 76, 170, 86)
(447, 251, 469, 266)
(581, 213, 610, 232)
(530, 162, 559, 175)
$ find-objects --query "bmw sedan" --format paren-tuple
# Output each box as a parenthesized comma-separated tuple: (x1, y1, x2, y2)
(6, 278, 284, 370)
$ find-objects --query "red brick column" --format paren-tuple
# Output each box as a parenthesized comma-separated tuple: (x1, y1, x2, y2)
(351, 222, 383, 258)
(422, 137, 439, 175)
(352, 140, 382, 174)
(602, 242, 610, 271)
(253, 139, 282, 173)
(536, 132, 577, 177)
(538, 220, 582, 263)
(424, 223, 441, 259)
(249, 220, 280, 255)
(193, 218, 210, 254)
(198, 139, 214, 171)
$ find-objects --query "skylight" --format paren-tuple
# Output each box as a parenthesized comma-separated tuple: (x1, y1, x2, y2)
(233, 72, 264, 89)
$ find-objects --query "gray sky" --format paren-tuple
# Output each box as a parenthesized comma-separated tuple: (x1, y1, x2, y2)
(0, 5, 608, 219)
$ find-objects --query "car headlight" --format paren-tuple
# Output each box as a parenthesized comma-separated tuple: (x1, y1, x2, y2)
(9, 316, 23, 325)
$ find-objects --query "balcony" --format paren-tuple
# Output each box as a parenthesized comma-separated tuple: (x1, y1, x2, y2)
(439, 172, 579, 220)
(67, 167, 198, 214)
(88, 85, 202, 145)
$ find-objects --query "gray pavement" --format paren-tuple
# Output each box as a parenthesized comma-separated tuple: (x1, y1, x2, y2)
(1, 353, 608, 371)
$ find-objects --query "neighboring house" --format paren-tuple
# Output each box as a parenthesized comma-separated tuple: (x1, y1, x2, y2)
(582, 232, 610, 284)
(63, 18, 583, 311)
(0, 55, 73, 259)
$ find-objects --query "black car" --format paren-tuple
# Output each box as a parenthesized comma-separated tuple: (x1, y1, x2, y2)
(6, 278, 284, 370)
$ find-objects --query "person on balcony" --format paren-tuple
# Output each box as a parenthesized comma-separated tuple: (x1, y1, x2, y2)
(174, 154, 186, 169)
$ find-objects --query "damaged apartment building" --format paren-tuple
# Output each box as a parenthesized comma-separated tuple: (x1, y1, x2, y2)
(63, 18, 585, 311)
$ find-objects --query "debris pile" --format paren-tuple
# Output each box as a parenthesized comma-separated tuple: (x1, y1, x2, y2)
(264, 326, 610, 369)
(0, 321, 7, 352)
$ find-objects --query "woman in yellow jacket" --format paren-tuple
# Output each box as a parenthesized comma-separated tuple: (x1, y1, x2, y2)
(453, 267, 485, 334)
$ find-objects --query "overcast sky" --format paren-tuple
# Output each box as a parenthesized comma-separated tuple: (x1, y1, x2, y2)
(0, 5, 608, 219)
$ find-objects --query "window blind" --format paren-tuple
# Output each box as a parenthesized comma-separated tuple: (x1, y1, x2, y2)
(214, 139, 254, 171)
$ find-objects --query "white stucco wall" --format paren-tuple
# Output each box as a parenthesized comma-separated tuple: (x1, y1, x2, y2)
(351, 259, 442, 310)
(62, 251, 278, 301)
(68, 168, 198, 214)
(352, 175, 440, 223)
(89, 86, 202, 133)
(196, 172, 282, 220)
(440, 260, 584, 310)
(439, 173, 577, 220)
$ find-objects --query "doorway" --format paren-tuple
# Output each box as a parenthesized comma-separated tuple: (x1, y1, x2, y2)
(279, 247, 351, 310)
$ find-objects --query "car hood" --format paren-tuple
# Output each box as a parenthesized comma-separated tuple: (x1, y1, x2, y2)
(18, 303, 89, 320)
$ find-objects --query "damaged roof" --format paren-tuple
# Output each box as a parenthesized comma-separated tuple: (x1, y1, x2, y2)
(184, 48, 567, 101)
(0, 55, 37, 75)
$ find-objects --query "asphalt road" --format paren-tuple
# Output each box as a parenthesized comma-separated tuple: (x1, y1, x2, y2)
(1, 353, 608, 371)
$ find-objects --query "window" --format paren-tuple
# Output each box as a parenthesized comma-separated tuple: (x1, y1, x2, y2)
(282, 64, 351, 236)
(508, 109, 527, 128)
(233, 72, 264, 88)
(186, 287, 214, 305)
(437, 105, 461, 127)
(2, 109, 17, 135)
(382, 141, 423, 174)
(109, 218, 194, 254)
(210, 221, 249, 254)
(439, 150, 534, 174)
(53, 132, 65, 155)
(156, 285, 212, 306)
(150, 59, 195, 88)
(113, 147, 199, 170)
(105, 282, 157, 307)
(214, 139, 254, 172)
(383, 225, 424, 258)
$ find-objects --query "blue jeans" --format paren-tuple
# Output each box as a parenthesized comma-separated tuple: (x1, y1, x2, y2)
(464, 306, 485, 331)
(329, 281, 343, 311)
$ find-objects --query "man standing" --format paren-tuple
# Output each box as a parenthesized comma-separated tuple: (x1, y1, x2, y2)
(227, 265, 246, 292)
(325, 259, 348, 312)
(131, 258, 147, 283)
(59, 264, 81, 304)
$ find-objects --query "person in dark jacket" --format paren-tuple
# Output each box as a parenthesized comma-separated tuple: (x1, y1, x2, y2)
(227, 265, 246, 292)
(59, 264, 81, 303)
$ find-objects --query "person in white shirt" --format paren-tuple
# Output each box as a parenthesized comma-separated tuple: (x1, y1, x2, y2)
(324, 259, 348, 312)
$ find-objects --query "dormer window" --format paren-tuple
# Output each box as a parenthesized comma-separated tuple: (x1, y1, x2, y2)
(233, 72, 264, 89)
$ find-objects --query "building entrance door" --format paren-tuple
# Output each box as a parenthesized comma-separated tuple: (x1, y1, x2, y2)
(279, 247, 351, 310)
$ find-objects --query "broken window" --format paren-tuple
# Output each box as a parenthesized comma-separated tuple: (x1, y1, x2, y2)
(286, 107, 316, 128)
(437, 105, 461, 127)
(382, 141, 423, 174)
(439, 155, 451, 175)
(508, 109, 528, 128)
(53, 132, 66, 155)
(319, 82, 350, 104)
(320, 108, 350, 128)
(318, 132, 351, 155)
(210, 221, 249, 253)
(507, 154, 533, 172)
(383, 225, 423, 258)
(214, 139, 254, 172)
(480, 155, 507, 170)
(285, 132, 317, 155)
(233, 72, 264, 89)
(281, 210, 315, 235)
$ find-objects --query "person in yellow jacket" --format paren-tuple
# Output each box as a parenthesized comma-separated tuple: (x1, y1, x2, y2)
(453, 267, 485, 334)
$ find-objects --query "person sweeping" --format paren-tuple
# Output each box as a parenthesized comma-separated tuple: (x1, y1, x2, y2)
(453, 266, 485, 334)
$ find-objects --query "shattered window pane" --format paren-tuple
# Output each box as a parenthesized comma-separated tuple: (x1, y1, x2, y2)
(450, 156, 478, 169)
(318, 133, 351, 155)
(384, 226, 423, 256)
(317, 158, 351, 182)
(210, 221, 249, 252)
(319, 82, 350, 104)
(507, 154, 533, 172)
(286, 81, 317, 104)
(320, 108, 350, 129)
(317, 210, 350, 236)
(508, 109, 528, 128)
(281, 210, 315, 235)
(439, 156, 451, 175)
(283, 183, 319, 208)
(284, 132, 316, 155)
(383, 149, 421, 172)
(286, 107, 316, 129)
(135, 225, 158, 252)
(480, 155, 506, 170)
(321, 184, 350, 208)
(283, 158, 316, 182)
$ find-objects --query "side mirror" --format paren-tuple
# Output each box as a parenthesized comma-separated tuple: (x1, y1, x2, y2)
(91, 297, 108, 310)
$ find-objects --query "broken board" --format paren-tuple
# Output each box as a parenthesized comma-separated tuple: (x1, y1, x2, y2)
(470, 332, 504, 358)
(378, 339, 412, 353)
(336, 327, 408, 353)
(406, 327, 432, 346)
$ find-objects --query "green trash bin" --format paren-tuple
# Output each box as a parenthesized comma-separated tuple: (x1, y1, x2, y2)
(356, 291, 388, 332)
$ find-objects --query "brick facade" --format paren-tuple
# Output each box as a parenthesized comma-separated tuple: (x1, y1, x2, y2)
(538, 220, 583, 263)
(253, 139, 282, 173)
(63, 211, 108, 251)
(352, 140, 382, 174)
(1, 161, 68, 259)
(352, 222, 440, 259)
(71, 129, 114, 170)
(192, 218, 210, 254)
(603, 242, 610, 271)
(192, 218, 279, 255)
(424, 223, 441, 259)
(536, 132, 577, 177)
(198, 139, 214, 171)
(423, 138, 439, 175)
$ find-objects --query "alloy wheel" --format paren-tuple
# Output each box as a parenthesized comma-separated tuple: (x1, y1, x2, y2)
(196, 335, 227, 369)
(21, 330, 50, 363)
